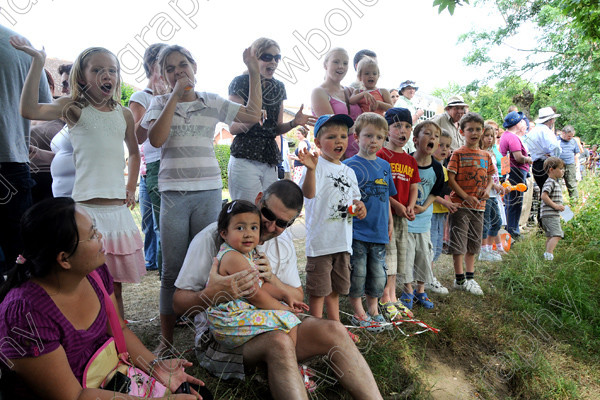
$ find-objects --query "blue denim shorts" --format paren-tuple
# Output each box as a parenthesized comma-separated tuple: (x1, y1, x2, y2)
(349, 239, 387, 298)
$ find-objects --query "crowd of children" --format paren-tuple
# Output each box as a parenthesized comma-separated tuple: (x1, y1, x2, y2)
(2, 28, 585, 398)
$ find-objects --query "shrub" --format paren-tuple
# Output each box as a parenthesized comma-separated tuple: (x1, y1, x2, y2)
(214, 144, 230, 189)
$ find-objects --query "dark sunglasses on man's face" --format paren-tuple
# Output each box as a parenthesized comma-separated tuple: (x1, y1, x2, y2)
(261, 205, 295, 229)
(259, 53, 281, 63)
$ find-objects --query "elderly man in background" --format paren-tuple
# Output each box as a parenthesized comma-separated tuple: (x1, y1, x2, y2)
(524, 107, 561, 190)
(394, 80, 423, 153)
(431, 95, 468, 152)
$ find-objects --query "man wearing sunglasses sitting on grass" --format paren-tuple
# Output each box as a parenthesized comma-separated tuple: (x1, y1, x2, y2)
(173, 180, 382, 400)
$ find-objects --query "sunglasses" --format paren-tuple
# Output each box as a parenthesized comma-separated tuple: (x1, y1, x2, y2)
(259, 53, 281, 63)
(261, 205, 295, 229)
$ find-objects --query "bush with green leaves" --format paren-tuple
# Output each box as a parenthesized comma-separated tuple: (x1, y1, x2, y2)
(214, 144, 230, 189)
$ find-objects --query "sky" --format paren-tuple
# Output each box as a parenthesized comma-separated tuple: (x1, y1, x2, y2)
(1, 0, 509, 108)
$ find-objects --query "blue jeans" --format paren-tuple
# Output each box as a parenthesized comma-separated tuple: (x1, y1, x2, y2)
(0, 163, 34, 274)
(505, 167, 526, 237)
(139, 174, 158, 270)
(349, 239, 387, 298)
(430, 213, 446, 262)
(483, 197, 502, 239)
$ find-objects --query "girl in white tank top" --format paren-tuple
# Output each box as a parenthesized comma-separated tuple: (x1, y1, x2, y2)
(12, 39, 145, 318)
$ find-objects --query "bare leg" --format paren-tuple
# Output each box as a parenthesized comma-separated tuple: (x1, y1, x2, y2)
(243, 330, 308, 400)
(381, 275, 397, 303)
(546, 236, 561, 254)
(309, 295, 324, 318)
(324, 292, 340, 321)
(453, 254, 464, 275)
(365, 295, 379, 316)
(415, 282, 425, 294)
(295, 318, 383, 400)
(349, 297, 367, 319)
(113, 282, 124, 319)
(465, 253, 476, 273)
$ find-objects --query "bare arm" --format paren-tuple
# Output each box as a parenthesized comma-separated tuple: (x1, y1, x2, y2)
(376, 89, 393, 112)
(129, 100, 148, 144)
(173, 258, 258, 316)
(541, 191, 565, 212)
(123, 108, 140, 209)
(220, 251, 293, 311)
(511, 150, 532, 165)
(10, 36, 70, 122)
(311, 87, 335, 117)
(448, 171, 479, 209)
(232, 47, 262, 124)
(298, 148, 319, 198)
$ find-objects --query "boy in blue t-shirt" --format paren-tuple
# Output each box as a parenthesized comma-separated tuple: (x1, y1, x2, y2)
(400, 121, 444, 310)
(344, 112, 397, 331)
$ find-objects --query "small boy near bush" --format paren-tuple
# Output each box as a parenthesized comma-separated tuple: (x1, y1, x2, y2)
(540, 157, 565, 261)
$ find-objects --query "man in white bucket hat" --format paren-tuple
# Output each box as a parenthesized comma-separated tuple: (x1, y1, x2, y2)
(524, 106, 561, 190)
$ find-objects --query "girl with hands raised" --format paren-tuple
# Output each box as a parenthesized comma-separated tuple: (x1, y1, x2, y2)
(142, 44, 263, 352)
(11, 36, 145, 318)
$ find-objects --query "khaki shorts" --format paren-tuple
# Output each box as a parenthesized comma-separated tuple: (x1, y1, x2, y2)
(385, 215, 408, 276)
(305, 252, 351, 297)
(401, 231, 434, 284)
(449, 208, 484, 255)
(541, 215, 563, 238)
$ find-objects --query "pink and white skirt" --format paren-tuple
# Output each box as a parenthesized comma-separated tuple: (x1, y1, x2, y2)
(78, 203, 146, 283)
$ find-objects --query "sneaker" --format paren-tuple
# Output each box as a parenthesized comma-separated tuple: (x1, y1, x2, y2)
(399, 292, 414, 310)
(454, 279, 484, 295)
(413, 290, 434, 308)
(370, 313, 391, 330)
(543, 252, 554, 261)
(478, 249, 502, 262)
(490, 250, 504, 260)
(496, 247, 508, 255)
(425, 277, 449, 295)
(350, 314, 384, 333)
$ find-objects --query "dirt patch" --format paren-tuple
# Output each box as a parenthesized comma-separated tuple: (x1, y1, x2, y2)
(423, 350, 481, 400)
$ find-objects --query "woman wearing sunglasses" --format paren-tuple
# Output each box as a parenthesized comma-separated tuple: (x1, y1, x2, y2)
(228, 37, 316, 203)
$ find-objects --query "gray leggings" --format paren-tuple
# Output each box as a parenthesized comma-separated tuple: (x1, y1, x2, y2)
(159, 189, 221, 315)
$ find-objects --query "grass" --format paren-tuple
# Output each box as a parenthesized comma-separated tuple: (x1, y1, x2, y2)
(125, 177, 600, 399)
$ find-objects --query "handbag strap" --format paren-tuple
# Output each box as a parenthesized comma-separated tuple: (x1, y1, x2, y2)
(89, 270, 128, 355)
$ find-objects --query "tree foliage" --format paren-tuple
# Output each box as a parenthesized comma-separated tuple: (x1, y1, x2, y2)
(444, 0, 600, 143)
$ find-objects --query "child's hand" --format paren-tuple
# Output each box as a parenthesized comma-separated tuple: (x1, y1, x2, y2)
(352, 200, 367, 219)
(363, 92, 376, 107)
(556, 205, 566, 212)
(476, 187, 490, 200)
(243, 46, 260, 75)
(405, 205, 416, 221)
(392, 202, 407, 218)
(297, 147, 318, 170)
(9, 35, 46, 62)
(292, 104, 317, 129)
(172, 74, 194, 99)
(414, 204, 425, 215)
(254, 252, 273, 283)
(463, 195, 480, 208)
(125, 188, 136, 210)
(284, 296, 309, 314)
(445, 200, 459, 213)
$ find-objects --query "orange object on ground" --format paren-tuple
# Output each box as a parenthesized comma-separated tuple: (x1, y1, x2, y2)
(500, 232, 511, 252)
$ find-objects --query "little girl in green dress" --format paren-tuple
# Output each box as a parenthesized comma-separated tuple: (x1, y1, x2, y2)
(207, 200, 308, 348)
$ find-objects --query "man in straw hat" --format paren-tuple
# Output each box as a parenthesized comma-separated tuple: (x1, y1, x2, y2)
(430, 95, 468, 152)
(394, 80, 423, 153)
(524, 106, 562, 190)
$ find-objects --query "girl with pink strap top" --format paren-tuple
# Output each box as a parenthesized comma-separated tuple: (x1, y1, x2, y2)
(311, 48, 362, 159)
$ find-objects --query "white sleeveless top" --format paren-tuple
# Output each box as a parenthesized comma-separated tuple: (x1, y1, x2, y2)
(70, 105, 127, 202)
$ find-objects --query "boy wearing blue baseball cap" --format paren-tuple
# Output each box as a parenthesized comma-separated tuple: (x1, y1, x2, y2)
(297, 114, 368, 341)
